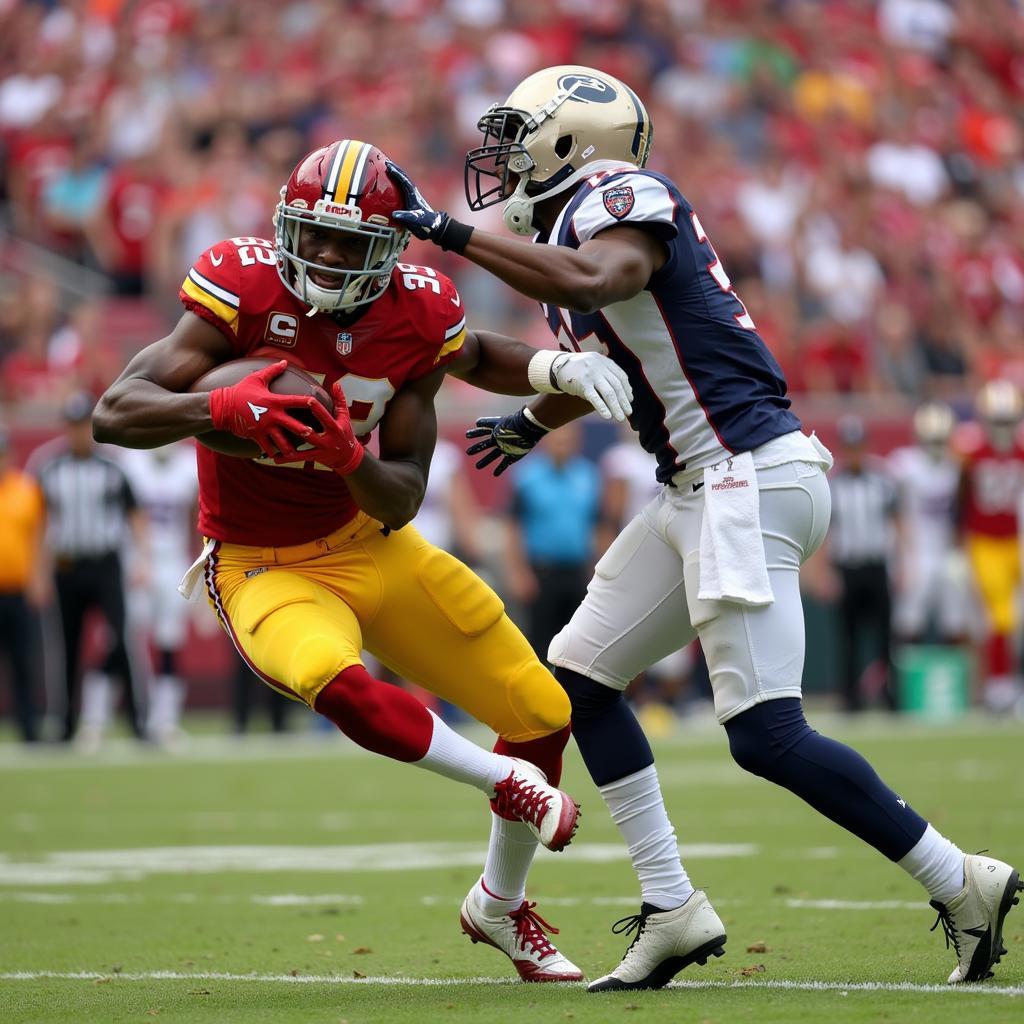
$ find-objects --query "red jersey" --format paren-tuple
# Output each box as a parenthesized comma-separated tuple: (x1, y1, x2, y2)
(955, 422, 1024, 537)
(179, 237, 467, 546)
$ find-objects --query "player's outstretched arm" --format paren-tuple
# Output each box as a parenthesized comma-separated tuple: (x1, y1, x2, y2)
(93, 312, 234, 449)
(451, 329, 632, 422)
(388, 160, 662, 313)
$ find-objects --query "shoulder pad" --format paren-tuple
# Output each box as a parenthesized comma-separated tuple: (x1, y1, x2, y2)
(180, 241, 243, 333)
(571, 170, 679, 245)
(393, 262, 467, 367)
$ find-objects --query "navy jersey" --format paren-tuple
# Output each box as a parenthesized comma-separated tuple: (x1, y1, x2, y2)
(541, 167, 801, 483)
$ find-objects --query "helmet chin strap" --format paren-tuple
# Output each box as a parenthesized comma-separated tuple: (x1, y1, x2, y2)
(501, 158, 637, 235)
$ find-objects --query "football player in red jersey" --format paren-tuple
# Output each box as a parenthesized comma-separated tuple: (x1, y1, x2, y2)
(93, 139, 635, 983)
(955, 380, 1024, 708)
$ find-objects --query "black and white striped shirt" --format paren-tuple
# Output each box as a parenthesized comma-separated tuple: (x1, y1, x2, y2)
(31, 446, 137, 559)
(828, 465, 897, 567)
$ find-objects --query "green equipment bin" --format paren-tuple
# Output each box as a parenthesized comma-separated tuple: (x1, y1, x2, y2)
(897, 645, 971, 719)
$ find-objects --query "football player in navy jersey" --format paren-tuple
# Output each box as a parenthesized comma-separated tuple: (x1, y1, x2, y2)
(391, 65, 1020, 991)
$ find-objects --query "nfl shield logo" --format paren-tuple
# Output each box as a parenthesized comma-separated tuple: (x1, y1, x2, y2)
(337, 332, 353, 356)
(602, 186, 635, 220)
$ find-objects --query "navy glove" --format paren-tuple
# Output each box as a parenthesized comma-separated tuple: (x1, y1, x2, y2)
(387, 160, 474, 253)
(465, 407, 551, 476)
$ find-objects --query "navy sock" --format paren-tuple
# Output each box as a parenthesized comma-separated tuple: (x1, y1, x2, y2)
(724, 699, 927, 861)
(556, 667, 654, 787)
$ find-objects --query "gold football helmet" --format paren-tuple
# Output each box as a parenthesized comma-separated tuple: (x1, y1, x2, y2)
(913, 401, 955, 444)
(976, 379, 1023, 423)
(465, 65, 654, 235)
(976, 379, 1022, 451)
(913, 401, 954, 459)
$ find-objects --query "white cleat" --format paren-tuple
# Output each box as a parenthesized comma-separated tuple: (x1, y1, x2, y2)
(930, 854, 1022, 983)
(491, 758, 580, 853)
(460, 883, 584, 983)
(588, 891, 727, 992)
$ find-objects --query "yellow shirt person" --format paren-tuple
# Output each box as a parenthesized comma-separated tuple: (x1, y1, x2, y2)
(0, 427, 45, 742)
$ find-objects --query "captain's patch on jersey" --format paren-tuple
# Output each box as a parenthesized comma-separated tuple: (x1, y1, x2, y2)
(602, 186, 635, 219)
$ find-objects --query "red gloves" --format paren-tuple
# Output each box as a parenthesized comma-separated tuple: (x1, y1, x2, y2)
(208, 360, 314, 459)
(272, 380, 365, 476)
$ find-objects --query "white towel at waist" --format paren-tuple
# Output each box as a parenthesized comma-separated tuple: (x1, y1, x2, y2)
(178, 537, 217, 602)
(697, 450, 773, 606)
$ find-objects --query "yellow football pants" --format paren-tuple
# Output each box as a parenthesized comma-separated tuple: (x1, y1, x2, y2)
(966, 533, 1020, 635)
(206, 513, 569, 742)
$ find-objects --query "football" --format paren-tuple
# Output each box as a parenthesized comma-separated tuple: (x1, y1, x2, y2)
(189, 357, 334, 458)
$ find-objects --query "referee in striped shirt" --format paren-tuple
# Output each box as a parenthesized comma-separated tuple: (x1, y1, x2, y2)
(29, 392, 147, 743)
(827, 416, 900, 712)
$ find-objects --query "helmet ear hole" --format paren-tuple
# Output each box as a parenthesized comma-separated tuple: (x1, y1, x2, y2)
(554, 134, 574, 159)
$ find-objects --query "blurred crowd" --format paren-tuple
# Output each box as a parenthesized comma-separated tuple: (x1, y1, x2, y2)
(3, 0, 1024, 743)
(0, 0, 1023, 415)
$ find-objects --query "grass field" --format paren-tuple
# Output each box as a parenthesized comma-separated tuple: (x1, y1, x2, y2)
(1, 711, 1022, 1023)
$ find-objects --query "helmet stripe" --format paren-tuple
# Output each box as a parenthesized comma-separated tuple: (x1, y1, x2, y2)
(346, 142, 372, 204)
(331, 140, 369, 204)
(621, 83, 650, 163)
(323, 140, 351, 200)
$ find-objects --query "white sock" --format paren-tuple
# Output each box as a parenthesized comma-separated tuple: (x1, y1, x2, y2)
(148, 675, 185, 737)
(414, 710, 515, 795)
(600, 765, 694, 911)
(79, 671, 112, 730)
(898, 824, 966, 904)
(479, 812, 538, 915)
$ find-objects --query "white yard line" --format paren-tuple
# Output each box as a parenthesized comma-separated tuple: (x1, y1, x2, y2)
(0, 890, 944, 914)
(0, 971, 1021, 997)
(785, 898, 929, 911)
(0, 842, 759, 886)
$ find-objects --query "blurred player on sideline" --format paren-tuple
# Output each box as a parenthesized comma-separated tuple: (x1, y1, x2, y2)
(888, 403, 969, 645)
(412, 437, 483, 566)
(120, 441, 199, 748)
(93, 139, 633, 982)
(955, 380, 1024, 709)
(391, 64, 1022, 989)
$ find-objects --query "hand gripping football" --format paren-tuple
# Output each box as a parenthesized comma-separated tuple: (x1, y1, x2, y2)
(190, 357, 333, 458)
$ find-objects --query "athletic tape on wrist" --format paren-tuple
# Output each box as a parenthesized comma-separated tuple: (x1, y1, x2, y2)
(438, 219, 474, 253)
(527, 350, 563, 394)
(522, 406, 553, 432)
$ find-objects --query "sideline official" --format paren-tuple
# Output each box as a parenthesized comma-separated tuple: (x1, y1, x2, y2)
(29, 392, 148, 743)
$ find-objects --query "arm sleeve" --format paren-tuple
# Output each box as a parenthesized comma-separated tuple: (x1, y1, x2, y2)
(571, 172, 679, 244)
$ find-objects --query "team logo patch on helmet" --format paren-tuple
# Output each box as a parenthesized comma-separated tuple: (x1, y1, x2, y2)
(337, 332, 353, 356)
(558, 73, 616, 104)
(602, 186, 635, 219)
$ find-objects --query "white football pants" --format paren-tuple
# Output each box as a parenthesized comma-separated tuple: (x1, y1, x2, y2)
(130, 557, 191, 650)
(549, 460, 831, 722)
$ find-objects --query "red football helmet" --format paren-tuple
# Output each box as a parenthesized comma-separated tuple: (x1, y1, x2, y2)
(274, 140, 410, 313)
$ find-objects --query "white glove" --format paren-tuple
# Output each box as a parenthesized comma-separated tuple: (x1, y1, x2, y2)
(528, 349, 633, 421)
